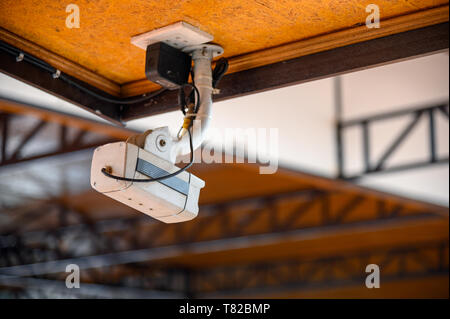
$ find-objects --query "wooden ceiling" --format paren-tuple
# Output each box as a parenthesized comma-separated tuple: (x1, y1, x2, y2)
(0, 1, 448, 97)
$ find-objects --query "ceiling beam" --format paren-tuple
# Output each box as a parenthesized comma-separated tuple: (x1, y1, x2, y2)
(121, 5, 449, 97)
(0, 213, 445, 277)
(122, 22, 449, 120)
(1, 5, 447, 98)
(0, 275, 184, 299)
(0, 42, 123, 125)
(0, 98, 134, 139)
(193, 241, 449, 298)
(1, 23, 448, 124)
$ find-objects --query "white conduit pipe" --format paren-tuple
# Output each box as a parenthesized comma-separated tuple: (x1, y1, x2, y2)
(173, 47, 215, 158)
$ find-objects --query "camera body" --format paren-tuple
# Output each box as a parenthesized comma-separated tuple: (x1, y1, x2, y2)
(90, 141, 204, 223)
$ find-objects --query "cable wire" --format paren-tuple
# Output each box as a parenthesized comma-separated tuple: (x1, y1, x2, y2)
(101, 126, 194, 182)
(59, 74, 166, 105)
(0, 41, 166, 105)
(212, 57, 229, 88)
(179, 83, 200, 115)
(0, 40, 196, 184)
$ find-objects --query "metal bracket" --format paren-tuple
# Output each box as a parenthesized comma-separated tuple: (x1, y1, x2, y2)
(131, 21, 213, 51)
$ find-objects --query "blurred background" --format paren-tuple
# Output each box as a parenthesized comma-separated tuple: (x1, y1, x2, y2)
(0, 52, 448, 298)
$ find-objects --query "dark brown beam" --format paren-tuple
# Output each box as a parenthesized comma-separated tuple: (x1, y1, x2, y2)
(0, 43, 123, 125)
(1, 23, 448, 124)
(122, 22, 449, 121)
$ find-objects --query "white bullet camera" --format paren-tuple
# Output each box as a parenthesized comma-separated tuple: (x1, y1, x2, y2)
(91, 41, 223, 223)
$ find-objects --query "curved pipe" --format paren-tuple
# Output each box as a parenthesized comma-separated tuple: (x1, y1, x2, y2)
(172, 47, 215, 159)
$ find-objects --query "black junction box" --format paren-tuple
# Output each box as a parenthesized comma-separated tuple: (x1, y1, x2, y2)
(145, 42, 192, 90)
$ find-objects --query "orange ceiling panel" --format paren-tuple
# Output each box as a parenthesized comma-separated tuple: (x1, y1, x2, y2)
(0, 0, 447, 86)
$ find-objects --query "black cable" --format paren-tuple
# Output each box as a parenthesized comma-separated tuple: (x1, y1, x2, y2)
(178, 86, 186, 114)
(178, 83, 200, 115)
(58, 74, 166, 105)
(0, 41, 166, 105)
(0, 40, 196, 183)
(101, 126, 194, 182)
(103, 81, 198, 182)
(189, 69, 196, 107)
(212, 57, 229, 88)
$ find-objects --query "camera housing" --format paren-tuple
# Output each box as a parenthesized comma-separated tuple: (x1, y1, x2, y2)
(90, 141, 204, 223)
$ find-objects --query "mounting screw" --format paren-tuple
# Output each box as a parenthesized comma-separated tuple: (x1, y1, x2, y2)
(156, 135, 169, 152)
(52, 69, 61, 79)
(16, 53, 24, 62)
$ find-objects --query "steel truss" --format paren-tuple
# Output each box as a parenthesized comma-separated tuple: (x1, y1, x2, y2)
(337, 103, 449, 180)
(0, 187, 446, 279)
(0, 108, 116, 167)
(0, 241, 447, 298)
(192, 241, 449, 297)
